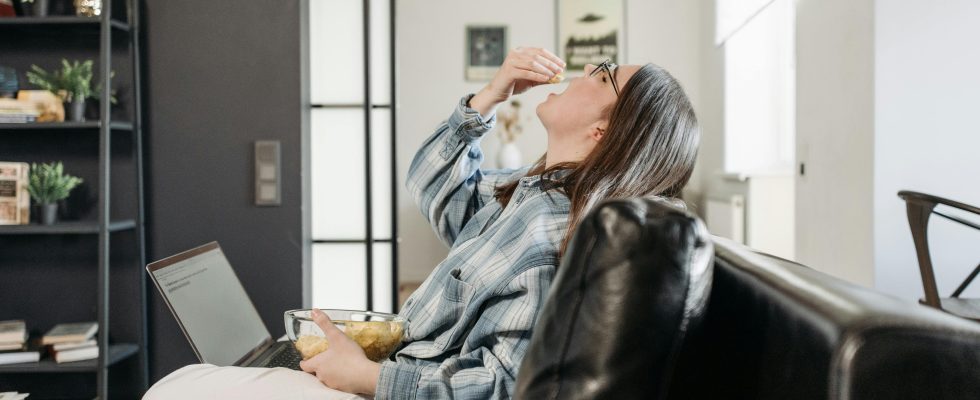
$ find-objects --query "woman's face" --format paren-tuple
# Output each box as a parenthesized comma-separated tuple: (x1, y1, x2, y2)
(537, 63, 641, 139)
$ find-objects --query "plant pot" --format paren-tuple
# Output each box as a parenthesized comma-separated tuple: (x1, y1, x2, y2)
(31, 0, 48, 17)
(37, 203, 58, 225)
(66, 95, 85, 122)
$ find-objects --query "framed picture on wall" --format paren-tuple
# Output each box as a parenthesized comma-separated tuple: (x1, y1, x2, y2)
(557, 0, 626, 73)
(465, 25, 508, 81)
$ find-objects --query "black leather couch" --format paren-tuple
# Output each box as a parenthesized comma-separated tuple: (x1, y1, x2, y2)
(516, 198, 980, 400)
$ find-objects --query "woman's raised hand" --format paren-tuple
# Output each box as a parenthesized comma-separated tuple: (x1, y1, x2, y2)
(469, 47, 565, 118)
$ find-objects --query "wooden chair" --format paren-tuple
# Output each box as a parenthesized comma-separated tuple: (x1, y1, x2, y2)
(898, 190, 980, 322)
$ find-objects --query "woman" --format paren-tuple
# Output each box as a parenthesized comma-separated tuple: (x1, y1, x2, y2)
(143, 46, 699, 399)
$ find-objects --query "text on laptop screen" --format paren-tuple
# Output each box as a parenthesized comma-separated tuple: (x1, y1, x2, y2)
(151, 247, 270, 366)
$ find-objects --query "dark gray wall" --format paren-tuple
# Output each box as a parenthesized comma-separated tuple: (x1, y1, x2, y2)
(143, 0, 306, 381)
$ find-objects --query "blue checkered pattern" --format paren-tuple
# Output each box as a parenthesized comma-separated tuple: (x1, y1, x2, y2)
(375, 94, 570, 399)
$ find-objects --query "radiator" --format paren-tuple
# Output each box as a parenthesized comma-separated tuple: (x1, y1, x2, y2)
(706, 195, 745, 244)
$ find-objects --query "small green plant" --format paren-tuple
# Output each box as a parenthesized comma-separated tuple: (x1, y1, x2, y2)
(27, 162, 83, 205)
(25, 59, 115, 103)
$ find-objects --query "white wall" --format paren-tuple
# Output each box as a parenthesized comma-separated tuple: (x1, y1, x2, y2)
(794, 0, 875, 286)
(874, 0, 980, 299)
(690, 0, 746, 220)
(396, 0, 704, 282)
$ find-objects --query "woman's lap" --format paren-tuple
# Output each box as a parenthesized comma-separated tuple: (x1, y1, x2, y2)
(143, 364, 372, 400)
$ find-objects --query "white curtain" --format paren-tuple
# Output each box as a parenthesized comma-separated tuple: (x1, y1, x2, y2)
(715, 0, 777, 45)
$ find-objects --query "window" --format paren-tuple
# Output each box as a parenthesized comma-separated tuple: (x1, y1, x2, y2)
(720, 0, 795, 174)
(308, 0, 397, 312)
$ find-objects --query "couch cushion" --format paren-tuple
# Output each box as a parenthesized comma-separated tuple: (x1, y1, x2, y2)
(514, 198, 713, 399)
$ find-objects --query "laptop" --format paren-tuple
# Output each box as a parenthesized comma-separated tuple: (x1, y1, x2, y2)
(146, 241, 302, 370)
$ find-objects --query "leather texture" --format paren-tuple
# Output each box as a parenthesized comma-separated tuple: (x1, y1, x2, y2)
(514, 198, 714, 400)
(667, 237, 980, 399)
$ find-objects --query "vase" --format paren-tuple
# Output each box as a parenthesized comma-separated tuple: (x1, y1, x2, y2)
(497, 142, 522, 170)
(74, 0, 100, 16)
(31, 0, 47, 17)
(38, 203, 58, 225)
(66, 95, 85, 122)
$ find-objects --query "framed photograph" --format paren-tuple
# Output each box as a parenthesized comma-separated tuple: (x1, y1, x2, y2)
(557, 0, 626, 74)
(466, 25, 508, 81)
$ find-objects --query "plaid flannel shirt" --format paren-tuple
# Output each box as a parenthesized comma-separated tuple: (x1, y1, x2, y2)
(375, 94, 570, 399)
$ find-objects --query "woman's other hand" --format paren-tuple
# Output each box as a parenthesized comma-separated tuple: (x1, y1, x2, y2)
(298, 308, 381, 395)
(470, 47, 565, 118)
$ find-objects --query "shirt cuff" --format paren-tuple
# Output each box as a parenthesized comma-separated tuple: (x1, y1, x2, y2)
(447, 94, 497, 143)
(375, 360, 424, 400)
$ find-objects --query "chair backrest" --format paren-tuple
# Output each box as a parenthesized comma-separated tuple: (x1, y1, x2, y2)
(897, 190, 980, 309)
(514, 197, 714, 400)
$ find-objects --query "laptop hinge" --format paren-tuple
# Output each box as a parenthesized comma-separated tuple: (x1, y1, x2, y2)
(236, 337, 274, 366)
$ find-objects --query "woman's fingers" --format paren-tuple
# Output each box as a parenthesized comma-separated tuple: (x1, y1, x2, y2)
(515, 69, 551, 84)
(535, 55, 563, 76)
(528, 60, 555, 78)
(538, 48, 566, 70)
(311, 308, 345, 340)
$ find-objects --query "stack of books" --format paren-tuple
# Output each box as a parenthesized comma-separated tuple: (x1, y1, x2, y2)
(0, 320, 39, 366)
(0, 98, 39, 123)
(41, 322, 98, 363)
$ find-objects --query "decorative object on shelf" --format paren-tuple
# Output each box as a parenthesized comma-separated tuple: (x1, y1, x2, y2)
(0, 162, 30, 225)
(27, 161, 82, 225)
(496, 100, 524, 169)
(0, 66, 18, 99)
(16, 90, 64, 122)
(465, 25, 507, 81)
(557, 0, 625, 71)
(73, 0, 99, 17)
(25, 59, 114, 122)
(0, 0, 14, 17)
(14, 0, 45, 17)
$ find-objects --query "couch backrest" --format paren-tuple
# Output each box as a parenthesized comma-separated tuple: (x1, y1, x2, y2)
(514, 198, 714, 400)
(667, 236, 980, 400)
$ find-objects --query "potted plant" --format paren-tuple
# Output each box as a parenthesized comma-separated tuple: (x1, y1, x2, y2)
(27, 162, 83, 225)
(25, 59, 113, 122)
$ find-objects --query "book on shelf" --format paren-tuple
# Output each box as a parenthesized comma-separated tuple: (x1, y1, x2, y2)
(41, 322, 97, 345)
(0, 340, 42, 366)
(0, 116, 37, 123)
(0, 320, 26, 342)
(0, 98, 40, 123)
(52, 342, 98, 363)
(51, 338, 96, 352)
(0, 163, 30, 225)
(0, 342, 24, 352)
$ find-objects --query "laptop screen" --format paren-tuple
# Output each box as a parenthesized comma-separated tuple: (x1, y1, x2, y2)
(148, 242, 270, 366)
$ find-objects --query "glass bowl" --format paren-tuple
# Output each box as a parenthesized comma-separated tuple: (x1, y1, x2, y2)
(284, 309, 406, 362)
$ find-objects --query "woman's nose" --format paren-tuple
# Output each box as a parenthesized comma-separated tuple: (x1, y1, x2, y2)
(584, 64, 596, 74)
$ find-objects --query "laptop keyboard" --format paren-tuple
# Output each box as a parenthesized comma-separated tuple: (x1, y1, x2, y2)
(266, 346, 303, 370)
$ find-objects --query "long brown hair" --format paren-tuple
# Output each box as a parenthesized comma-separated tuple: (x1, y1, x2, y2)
(495, 64, 700, 256)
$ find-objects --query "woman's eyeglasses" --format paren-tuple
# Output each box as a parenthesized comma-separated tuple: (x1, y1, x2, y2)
(589, 59, 620, 96)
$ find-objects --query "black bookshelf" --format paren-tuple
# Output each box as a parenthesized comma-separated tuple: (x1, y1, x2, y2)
(0, 0, 147, 398)
(0, 344, 138, 374)
(0, 220, 136, 234)
(0, 16, 130, 31)
(0, 121, 133, 131)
